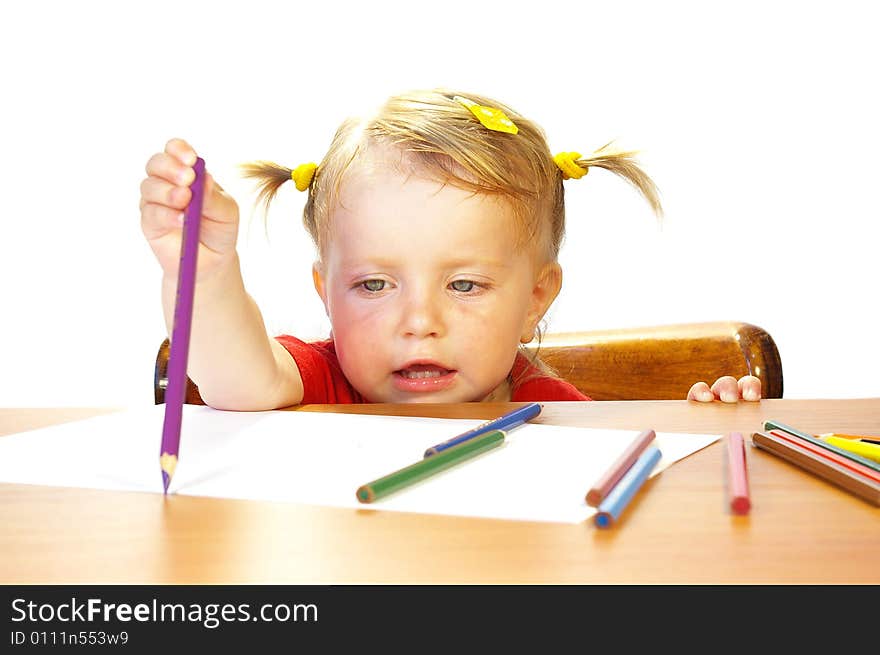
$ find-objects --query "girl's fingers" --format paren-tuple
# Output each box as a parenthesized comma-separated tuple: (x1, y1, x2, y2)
(687, 375, 762, 403)
(140, 202, 184, 239)
(141, 141, 239, 260)
(711, 375, 740, 403)
(738, 375, 762, 401)
(200, 173, 239, 226)
(145, 151, 195, 186)
(164, 138, 197, 167)
(140, 175, 191, 212)
(687, 381, 715, 402)
(145, 142, 237, 226)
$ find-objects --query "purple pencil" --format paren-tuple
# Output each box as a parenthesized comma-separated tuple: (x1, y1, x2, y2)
(160, 157, 206, 494)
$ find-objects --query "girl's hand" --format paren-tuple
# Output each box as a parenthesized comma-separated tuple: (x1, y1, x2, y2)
(687, 375, 762, 402)
(140, 138, 240, 282)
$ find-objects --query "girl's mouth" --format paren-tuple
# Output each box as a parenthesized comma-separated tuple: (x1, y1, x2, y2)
(393, 364, 457, 392)
(397, 364, 452, 379)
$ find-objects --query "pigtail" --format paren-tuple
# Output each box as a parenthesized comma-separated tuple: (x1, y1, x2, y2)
(238, 160, 295, 213)
(577, 143, 663, 218)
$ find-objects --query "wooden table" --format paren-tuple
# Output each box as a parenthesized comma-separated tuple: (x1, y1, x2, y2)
(1, 399, 878, 584)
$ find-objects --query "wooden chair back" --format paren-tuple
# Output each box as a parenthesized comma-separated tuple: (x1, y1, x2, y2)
(523, 321, 782, 400)
(154, 320, 782, 404)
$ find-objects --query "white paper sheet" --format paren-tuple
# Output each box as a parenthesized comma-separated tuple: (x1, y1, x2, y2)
(0, 406, 719, 524)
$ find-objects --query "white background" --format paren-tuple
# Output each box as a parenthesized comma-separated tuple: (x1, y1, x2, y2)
(2, 1, 877, 407)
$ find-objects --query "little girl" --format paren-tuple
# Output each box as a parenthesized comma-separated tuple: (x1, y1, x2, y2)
(139, 88, 760, 409)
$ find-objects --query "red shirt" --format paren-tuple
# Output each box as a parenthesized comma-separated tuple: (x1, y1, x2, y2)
(275, 336, 591, 404)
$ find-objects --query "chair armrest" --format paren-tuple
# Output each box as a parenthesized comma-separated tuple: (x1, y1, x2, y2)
(153, 339, 205, 405)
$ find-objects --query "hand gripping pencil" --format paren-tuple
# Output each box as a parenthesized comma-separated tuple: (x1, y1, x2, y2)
(160, 157, 206, 494)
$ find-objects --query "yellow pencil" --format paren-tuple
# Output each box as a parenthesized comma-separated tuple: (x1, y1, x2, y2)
(818, 432, 880, 441)
(822, 436, 880, 464)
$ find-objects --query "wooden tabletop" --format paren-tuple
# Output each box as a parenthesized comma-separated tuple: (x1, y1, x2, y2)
(2, 398, 878, 584)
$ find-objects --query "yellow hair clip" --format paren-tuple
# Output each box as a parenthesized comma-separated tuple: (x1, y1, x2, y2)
(453, 95, 518, 134)
(553, 152, 588, 180)
(291, 162, 317, 192)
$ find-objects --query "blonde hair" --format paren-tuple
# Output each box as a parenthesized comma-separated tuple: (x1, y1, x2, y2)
(240, 88, 662, 263)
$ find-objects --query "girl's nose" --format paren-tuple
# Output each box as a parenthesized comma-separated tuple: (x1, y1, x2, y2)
(400, 288, 445, 338)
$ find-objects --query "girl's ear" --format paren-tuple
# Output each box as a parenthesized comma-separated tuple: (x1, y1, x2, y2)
(521, 262, 562, 343)
(312, 262, 330, 316)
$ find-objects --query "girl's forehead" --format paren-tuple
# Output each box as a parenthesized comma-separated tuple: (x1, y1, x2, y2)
(319, 142, 549, 263)
(333, 148, 501, 213)
(325, 174, 533, 263)
(335, 170, 515, 230)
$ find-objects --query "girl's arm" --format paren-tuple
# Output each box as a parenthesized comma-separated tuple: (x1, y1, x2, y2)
(160, 255, 304, 410)
(143, 138, 304, 410)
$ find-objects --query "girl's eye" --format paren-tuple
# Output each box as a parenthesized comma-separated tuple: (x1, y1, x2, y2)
(450, 280, 476, 293)
(361, 279, 386, 292)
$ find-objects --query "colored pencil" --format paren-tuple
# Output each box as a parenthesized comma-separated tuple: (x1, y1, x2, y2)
(423, 402, 541, 457)
(818, 433, 880, 446)
(594, 444, 662, 528)
(752, 431, 880, 506)
(763, 419, 880, 474)
(768, 430, 880, 483)
(586, 429, 656, 506)
(726, 432, 751, 515)
(816, 432, 880, 441)
(159, 156, 206, 494)
(821, 436, 880, 464)
(358, 429, 506, 503)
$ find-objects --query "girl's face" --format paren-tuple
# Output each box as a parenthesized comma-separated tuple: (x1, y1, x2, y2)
(313, 163, 561, 403)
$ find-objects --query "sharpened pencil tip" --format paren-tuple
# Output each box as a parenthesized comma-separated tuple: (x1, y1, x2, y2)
(162, 471, 170, 494)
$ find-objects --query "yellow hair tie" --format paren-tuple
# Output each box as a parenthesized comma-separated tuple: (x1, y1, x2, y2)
(291, 162, 317, 192)
(553, 152, 588, 180)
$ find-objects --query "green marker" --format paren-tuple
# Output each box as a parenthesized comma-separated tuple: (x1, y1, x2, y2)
(356, 429, 506, 503)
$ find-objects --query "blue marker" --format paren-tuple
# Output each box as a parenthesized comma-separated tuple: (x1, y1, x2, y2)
(423, 403, 542, 458)
(594, 444, 663, 529)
